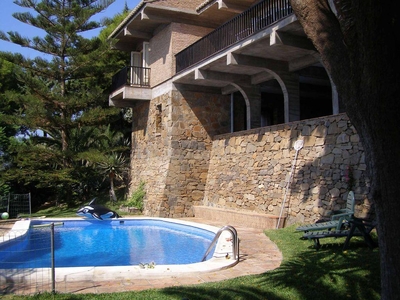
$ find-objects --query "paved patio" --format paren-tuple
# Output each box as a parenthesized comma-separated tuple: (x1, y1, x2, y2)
(1, 217, 283, 295)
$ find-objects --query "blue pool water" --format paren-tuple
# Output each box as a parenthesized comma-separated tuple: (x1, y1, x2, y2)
(0, 219, 216, 268)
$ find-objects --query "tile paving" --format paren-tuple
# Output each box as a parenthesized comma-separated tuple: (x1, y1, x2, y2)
(1, 217, 283, 295)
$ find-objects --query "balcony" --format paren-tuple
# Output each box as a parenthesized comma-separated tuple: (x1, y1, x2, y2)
(172, 0, 322, 98)
(109, 66, 151, 107)
(175, 0, 293, 73)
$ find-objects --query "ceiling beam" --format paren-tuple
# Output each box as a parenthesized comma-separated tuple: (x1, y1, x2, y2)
(221, 82, 254, 95)
(141, 11, 171, 23)
(270, 30, 316, 51)
(227, 53, 289, 73)
(218, 0, 251, 13)
(174, 83, 222, 94)
(124, 28, 152, 39)
(141, 6, 219, 27)
(195, 69, 251, 83)
(221, 84, 238, 95)
(289, 53, 321, 72)
(251, 71, 275, 85)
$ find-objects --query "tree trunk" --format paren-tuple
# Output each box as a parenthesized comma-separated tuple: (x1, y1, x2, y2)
(110, 171, 117, 202)
(290, 0, 400, 299)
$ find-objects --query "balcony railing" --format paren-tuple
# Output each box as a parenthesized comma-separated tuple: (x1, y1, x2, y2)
(111, 66, 151, 91)
(175, 0, 293, 73)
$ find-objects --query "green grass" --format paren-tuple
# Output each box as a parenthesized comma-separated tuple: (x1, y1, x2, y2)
(24, 200, 137, 219)
(2, 224, 380, 300)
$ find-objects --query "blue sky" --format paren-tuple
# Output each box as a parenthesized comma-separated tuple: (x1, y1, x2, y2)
(0, 0, 140, 58)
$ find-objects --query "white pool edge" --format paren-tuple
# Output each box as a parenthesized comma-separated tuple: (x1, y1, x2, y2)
(1, 217, 238, 282)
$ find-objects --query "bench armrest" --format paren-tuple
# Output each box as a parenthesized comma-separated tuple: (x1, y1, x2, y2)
(331, 212, 353, 220)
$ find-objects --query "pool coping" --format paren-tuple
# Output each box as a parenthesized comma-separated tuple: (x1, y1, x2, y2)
(0, 219, 30, 243)
(1, 217, 238, 282)
(1, 217, 283, 295)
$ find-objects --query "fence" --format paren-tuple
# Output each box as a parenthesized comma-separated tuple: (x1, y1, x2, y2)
(0, 222, 56, 295)
(0, 193, 31, 219)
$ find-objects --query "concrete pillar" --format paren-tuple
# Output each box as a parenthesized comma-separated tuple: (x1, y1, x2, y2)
(277, 72, 300, 122)
(328, 73, 340, 114)
(239, 85, 262, 129)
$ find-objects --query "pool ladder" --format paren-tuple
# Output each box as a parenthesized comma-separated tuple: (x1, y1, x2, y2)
(201, 225, 239, 262)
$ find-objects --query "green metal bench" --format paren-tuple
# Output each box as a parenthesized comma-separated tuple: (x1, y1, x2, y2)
(302, 217, 377, 250)
(296, 191, 355, 233)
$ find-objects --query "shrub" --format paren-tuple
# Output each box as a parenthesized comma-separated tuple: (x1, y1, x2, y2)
(126, 181, 145, 211)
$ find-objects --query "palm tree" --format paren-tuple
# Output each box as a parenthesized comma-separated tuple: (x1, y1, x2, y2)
(80, 125, 130, 201)
(97, 153, 128, 202)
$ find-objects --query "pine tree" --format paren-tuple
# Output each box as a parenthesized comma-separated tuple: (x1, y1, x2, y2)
(0, 0, 126, 204)
(0, 58, 23, 196)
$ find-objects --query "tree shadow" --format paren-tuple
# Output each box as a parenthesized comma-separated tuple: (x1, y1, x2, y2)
(160, 237, 380, 300)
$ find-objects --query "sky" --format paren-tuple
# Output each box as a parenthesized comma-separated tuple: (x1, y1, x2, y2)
(0, 0, 140, 59)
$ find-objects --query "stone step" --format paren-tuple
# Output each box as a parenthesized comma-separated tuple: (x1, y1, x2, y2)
(193, 206, 285, 230)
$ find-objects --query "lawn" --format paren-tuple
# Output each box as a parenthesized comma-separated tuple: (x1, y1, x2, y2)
(2, 222, 380, 300)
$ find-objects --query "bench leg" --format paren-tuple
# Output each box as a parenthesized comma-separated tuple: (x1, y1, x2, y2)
(313, 238, 321, 250)
(343, 223, 357, 250)
(343, 221, 378, 250)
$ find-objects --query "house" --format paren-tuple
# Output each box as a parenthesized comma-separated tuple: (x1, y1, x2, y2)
(108, 0, 372, 228)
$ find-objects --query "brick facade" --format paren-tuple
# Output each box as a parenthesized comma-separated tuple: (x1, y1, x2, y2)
(149, 23, 213, 86)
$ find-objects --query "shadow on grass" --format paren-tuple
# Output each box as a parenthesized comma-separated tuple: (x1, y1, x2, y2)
(161, 234, 380, 300)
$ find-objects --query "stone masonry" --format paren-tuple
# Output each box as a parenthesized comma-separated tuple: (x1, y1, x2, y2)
(129, 89, 230, 218)
(130, 84, 373, 226)
(203, 113, 373, 226)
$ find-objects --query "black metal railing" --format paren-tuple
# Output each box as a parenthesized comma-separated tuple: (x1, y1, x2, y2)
(111, 66, 151, 91)
(175, 0, 293, 73)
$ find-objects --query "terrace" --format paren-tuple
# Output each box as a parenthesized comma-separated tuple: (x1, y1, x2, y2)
(109, 0, 333, 122)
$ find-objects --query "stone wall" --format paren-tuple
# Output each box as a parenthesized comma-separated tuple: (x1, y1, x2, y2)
(129, 89, 230, 217)
(129, 98, 169, 214)
(202, 113, 374, 226)
(130, 90, 373, 225)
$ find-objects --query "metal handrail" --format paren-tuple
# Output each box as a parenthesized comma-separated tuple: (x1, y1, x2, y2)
(175, 0, 293, 73)
(111, 66, 151, 90)
(202, 225, 239, 262)
(31, 222, 64, 228)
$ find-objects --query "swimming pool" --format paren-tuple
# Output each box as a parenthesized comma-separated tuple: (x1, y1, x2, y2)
(0, 218, 221, 269)
(0, 218, 236, 272)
